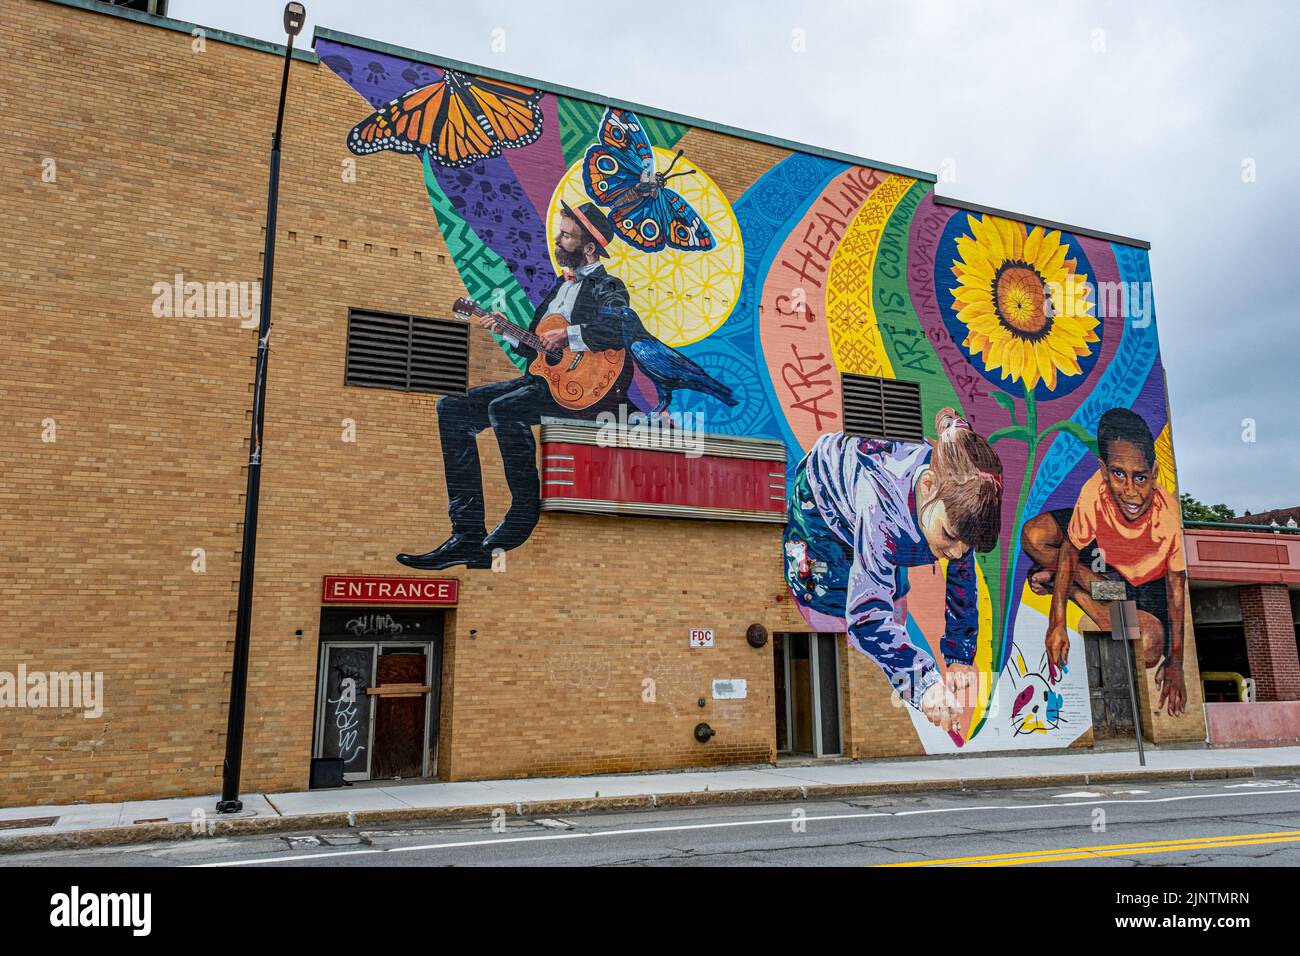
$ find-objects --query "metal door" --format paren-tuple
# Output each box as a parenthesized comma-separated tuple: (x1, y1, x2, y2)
(775, 632, 842, 757)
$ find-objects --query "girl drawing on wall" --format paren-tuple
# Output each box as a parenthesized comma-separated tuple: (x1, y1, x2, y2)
(784, 409, 1004, 742)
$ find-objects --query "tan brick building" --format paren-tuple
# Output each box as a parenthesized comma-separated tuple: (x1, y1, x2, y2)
(1, 0, 1208, 810)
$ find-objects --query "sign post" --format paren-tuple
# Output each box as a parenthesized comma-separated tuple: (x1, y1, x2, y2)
(1107, 598, 1146, 768)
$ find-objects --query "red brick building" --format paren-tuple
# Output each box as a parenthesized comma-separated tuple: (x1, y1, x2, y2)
(1186, 520, 1300, 745)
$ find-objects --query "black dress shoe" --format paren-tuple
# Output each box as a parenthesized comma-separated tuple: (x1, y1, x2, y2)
(482, 511, 539, 554)
(396, 533, 491, 570)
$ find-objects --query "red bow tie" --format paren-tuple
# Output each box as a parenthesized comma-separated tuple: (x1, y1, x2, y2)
(562, 268, 577, 283)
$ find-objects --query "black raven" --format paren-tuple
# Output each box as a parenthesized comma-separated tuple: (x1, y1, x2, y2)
(608, 306, 738, 414)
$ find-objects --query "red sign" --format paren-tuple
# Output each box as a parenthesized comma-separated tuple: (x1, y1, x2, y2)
(321, 575, 459, 605)
(541, 442, 786, 520)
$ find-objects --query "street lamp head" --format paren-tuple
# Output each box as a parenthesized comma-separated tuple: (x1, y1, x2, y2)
(284, 2, 306, 37)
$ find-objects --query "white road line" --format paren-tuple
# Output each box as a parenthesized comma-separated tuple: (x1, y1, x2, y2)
(1225, 780, 1288, 788)
(389, 832, 589, 853)
(206, 847, 383, 865)
(195, 787, 1300, 867)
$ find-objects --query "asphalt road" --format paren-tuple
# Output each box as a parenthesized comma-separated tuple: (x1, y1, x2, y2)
(7, 775, 1300, 867)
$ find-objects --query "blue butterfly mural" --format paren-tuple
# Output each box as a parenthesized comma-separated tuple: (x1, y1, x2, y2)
(582, 108, 715, 253)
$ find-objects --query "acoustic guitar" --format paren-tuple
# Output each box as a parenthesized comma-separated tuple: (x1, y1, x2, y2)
(452, 297, 626, 412)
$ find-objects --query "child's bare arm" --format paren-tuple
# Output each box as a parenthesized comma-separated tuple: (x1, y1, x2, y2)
(1159, 570, 1188, 715)
(1045, 540, 1077, 678)
(1166, 570, 1185, 666)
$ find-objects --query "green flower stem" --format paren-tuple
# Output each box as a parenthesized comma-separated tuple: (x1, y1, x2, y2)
(1001, 387, 1038, 644)
(984, 382, 1098, 675)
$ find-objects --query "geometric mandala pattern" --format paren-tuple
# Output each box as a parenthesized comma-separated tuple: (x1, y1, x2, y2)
(546, 148, 744, 347)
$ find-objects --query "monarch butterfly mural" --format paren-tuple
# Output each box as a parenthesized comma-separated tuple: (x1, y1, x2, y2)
(347, 68, 544, 168)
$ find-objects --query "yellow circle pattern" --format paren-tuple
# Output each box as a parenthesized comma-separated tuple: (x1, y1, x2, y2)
(547, 148, 743, 347)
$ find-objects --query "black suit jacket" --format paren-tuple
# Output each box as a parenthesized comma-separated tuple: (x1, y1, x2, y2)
(516, 265, 629, 360)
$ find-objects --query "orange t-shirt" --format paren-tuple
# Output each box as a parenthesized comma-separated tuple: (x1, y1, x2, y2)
(1067, 472, 1186, 587)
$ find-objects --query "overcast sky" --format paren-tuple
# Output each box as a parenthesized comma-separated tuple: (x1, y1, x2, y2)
(173, 0, 1299, 514)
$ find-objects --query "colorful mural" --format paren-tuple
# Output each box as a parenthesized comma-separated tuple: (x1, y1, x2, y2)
(784, 409, 1004, 742)
(320, 41, 1184, 752)
(1021, 408, 1188, 716)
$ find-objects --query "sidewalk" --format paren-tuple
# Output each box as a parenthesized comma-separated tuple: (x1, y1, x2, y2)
(4, 746, 1300, 854)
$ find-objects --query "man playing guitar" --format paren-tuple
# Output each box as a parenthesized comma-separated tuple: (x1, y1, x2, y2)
(397, 201, 630, 570)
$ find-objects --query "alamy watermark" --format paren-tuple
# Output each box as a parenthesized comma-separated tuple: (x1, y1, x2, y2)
(1044, 278, 1154, 327)
(50, 886, 150, 936)
(151, 273, 260, 326)
(594, 404, 707, 458)
(0, 666, 103, 718)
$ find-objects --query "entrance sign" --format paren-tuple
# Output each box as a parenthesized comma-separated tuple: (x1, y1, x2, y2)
(322, 576, 459, 605)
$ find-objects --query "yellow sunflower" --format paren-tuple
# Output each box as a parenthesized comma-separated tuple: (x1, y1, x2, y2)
(950, 214, 1099, 391)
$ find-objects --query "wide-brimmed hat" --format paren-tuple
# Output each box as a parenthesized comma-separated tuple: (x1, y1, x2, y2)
(560, 200, 615, 259)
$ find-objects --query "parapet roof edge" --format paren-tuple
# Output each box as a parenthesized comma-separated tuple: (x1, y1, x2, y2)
(933, 194, 1151, 250)
(44, 0, 319, 63)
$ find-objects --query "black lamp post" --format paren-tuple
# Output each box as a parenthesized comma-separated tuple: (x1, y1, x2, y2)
(218, 1, 307, 815)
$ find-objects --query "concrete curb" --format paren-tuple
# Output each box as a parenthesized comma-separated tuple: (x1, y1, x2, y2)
(4, 764, 1298, 855)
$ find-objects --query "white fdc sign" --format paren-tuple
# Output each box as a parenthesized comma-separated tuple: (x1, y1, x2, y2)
(689, 628, 714, 648)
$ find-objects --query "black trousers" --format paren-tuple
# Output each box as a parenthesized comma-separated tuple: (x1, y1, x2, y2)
(436, 375, 562, 540)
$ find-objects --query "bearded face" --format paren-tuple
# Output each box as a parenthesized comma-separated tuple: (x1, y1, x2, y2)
(554, 216, 590, 270)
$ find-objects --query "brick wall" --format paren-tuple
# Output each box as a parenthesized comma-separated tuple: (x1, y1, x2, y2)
(1, 0, 1202, 808)
(0, 0, 821, 806)
(2, 1, 270, 806)
(1241, 584, 1300, 701)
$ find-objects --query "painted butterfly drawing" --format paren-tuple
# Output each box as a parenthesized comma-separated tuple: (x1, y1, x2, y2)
(582, 108, 715, 253)
(347, 69, 544, 169)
